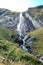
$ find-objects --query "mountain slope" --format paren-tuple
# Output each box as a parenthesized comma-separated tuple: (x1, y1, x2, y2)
(0, 8, 19, 31)
(0, 26, 43, 65)
(25, 5, 43, 29)
(28, 27, 43, 55)
(0, 6, 43, 33)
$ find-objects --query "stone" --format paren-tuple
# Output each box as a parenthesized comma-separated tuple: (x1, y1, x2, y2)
(39, 56, 43, 62)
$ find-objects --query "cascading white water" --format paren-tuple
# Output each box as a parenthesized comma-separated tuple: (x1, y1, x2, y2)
(17, 13, 26, 37)
(17, 13, 32, 53)
(17, 13, 22, 36)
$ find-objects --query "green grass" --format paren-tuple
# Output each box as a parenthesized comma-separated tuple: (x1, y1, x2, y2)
(28, 27, 43, 55)
(0, 26, 43, 65)
(0, 26, 18, 42)
(27, 7, 43, 21)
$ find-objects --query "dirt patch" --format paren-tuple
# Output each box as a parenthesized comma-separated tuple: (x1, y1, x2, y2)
(0, 63, 5, 65)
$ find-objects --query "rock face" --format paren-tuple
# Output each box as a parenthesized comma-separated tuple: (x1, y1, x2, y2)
(26, 5, 43, 29)
(24, 13, 43, 29)
(0, 8, 19, 31)
(0, 7, 43, 33)
(0, 9, 35, 32)
(24, 17, 35, 32)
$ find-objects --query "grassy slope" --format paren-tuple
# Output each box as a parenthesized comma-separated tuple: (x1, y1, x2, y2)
(27, 6, 43, 21)
(0, 26, 43, 65)
(29, 27, 43, 55)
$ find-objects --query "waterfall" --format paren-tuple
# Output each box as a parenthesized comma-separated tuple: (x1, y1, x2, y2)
(17, 13, 32, 53)
(17, 12, 26, 37)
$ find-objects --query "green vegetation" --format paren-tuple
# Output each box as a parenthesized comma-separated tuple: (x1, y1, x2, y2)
(0, 26, 43, 65)
(27, 6, 43, 21)
(28, 27, 43, 55)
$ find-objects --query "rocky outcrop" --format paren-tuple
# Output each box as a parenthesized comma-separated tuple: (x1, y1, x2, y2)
(0, 7, 43, 33)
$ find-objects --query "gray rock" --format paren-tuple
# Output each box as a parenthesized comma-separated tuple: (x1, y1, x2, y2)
(39, 56, 43, 62)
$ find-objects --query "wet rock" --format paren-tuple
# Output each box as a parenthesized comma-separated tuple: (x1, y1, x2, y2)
(20, 45, 32, 54)
(35, 54, 41, 58)
(20, 45, 28, 52)
(15, 37, 23, 46)
(26, 46, 32, 54)
(0, 57, 5, 63)
(17, 39, 23, 46)
(39, 56, 43, 62)
(26, 45, 31, 49)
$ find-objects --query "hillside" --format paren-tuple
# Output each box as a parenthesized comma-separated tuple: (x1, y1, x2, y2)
(28, 27, 43, 55)
(0, 8, 19, 31)
(0, 6, 43, 33)
(0, 26, 43, 65)
(27, 5, 43, 21)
